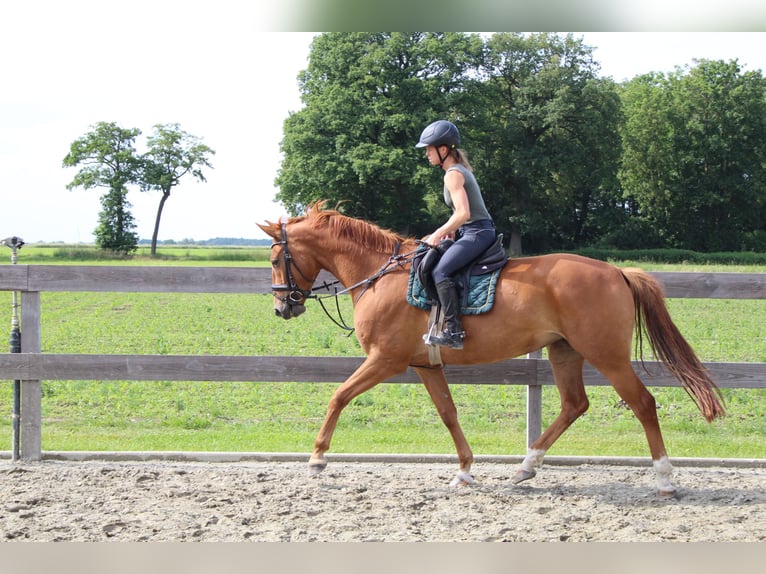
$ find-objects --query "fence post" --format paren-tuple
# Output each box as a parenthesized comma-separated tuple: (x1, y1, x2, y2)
(526, 349, 543, 447)
(20, 291, 41, 461)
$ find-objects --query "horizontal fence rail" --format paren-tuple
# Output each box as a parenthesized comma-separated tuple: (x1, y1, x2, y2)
(1, 354, 764, 389)
(1, 264, 765, 461)
(2, 265, 765, 298)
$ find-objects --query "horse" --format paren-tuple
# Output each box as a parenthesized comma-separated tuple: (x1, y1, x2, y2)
(257, 201, 725, 497)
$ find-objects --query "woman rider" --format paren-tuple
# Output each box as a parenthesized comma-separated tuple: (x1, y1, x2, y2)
(416, 120, 496, 349)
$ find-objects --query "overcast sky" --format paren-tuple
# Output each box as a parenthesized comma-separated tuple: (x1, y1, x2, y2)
(2, 4, 765, 243)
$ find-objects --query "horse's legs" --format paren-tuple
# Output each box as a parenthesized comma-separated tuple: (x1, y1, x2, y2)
(309, 354, 405, 476)
(595, 361, 675, 496)
(514, 338, 676, 495)
(415, 366, 475, 487)
(513, 339, 590, 484)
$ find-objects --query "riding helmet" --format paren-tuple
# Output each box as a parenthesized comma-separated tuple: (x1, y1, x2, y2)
(415, 120, 461, 149)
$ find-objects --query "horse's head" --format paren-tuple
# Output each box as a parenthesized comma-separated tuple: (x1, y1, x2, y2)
(257, 215, 321, 320)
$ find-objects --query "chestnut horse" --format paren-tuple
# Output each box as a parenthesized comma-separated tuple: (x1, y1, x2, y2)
(258, 202, 724, 496)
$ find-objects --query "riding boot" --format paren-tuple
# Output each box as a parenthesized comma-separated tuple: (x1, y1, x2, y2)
(430, 279, 465, 349)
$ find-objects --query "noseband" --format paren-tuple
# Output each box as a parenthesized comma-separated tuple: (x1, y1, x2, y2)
(270, 218, 315, 309)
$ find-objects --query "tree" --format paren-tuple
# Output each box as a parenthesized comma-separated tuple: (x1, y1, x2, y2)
(275, 32, 484, 236)
(619, 60, 766, 251)
(470, 33, 623, 255)
(276, 33, 624, 253)
(63, 122, 142, 253)
(140, 123, 215, 255)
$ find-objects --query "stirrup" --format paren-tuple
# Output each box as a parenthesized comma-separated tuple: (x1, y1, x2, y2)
(428, 330, 465, 350)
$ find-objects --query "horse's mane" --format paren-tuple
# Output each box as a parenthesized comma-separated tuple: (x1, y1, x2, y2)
(298, 201, 411, 255)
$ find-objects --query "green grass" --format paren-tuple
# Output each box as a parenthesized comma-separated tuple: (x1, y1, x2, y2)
(4, 244, 273, 266)
(0, 251, 764, 459)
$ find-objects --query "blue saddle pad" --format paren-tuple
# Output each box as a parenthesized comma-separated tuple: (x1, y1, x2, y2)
(406, 265, 501, 315)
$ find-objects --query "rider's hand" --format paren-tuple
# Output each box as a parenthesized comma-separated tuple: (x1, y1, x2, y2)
(424, 232, 453, 247)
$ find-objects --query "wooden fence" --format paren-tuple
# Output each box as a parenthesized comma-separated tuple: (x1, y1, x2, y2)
(0, 265, 764, 461)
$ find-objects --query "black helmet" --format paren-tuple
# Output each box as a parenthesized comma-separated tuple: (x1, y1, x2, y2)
(415, 120, 460, 149)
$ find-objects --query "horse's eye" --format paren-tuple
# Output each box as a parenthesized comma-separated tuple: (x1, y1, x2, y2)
(270, 260, 279, 268)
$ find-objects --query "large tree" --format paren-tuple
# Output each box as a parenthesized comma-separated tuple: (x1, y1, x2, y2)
(63, 122, 142, 253)
(470, 33, 623, 254)
(619, 60, 766, 251)
(140, 123, 215, 255)
(275, 32, 484, 236)
(276, 33, 623, 252)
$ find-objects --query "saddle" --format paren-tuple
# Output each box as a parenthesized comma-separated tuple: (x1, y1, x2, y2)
(413, 234, 508, 308)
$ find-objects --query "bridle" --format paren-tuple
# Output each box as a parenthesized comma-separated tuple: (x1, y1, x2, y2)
(270, 217, 317, 308)
(269, 216, 421, 332)
(271, 217, 359, 330)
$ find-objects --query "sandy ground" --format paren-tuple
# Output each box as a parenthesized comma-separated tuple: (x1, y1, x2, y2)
(1, 459, 765, 542)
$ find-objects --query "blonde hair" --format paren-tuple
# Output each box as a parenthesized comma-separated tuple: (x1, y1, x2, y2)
(451, 148, 473, 172)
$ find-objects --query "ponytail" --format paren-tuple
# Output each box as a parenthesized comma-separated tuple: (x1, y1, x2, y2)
(452, 148, 473, 172)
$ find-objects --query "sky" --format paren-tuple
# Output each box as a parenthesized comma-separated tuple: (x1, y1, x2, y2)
(2, 3, 766, 244)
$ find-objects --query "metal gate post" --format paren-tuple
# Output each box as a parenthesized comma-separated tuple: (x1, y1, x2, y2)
(2, 236, 24, 460)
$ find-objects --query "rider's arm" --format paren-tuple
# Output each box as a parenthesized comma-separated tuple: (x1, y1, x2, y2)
(425, 170, 471, 246)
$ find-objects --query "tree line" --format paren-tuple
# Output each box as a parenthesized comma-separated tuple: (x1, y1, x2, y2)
(63, 122, 215, 255)
(275, 32, 766, 255)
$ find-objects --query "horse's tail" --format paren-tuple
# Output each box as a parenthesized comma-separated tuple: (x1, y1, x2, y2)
(622, 268, 725, 422)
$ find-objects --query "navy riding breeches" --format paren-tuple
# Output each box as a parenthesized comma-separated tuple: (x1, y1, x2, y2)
(432, 219, 496, 284)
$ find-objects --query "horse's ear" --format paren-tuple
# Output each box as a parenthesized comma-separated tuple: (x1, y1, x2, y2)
(256, 221, 279, 238)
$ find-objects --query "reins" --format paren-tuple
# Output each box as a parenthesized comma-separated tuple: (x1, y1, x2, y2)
(312, 242, 421, 333)
(270, 220, 421, 334)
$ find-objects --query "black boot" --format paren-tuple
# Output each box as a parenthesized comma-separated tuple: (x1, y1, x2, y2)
(429, 279, 465, 349)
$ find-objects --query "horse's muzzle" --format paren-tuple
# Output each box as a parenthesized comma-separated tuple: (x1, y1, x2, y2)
(274, 301, 306, 320)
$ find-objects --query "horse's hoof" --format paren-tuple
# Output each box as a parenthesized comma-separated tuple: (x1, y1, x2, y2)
(307, 459, 327, 478)
(657, 488, 677, 499)
(511, 469, 536, 484)
(449, 470, 476, 487)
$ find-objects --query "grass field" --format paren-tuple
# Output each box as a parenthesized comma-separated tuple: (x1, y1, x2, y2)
(1, 246, 764, 458)
(9, 244, 273, 266)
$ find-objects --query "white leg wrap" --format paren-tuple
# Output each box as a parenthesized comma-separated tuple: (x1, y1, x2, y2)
(653, 455, 675, 493)
(450, 470, 476, 487)
(520, 448, 546, 473)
